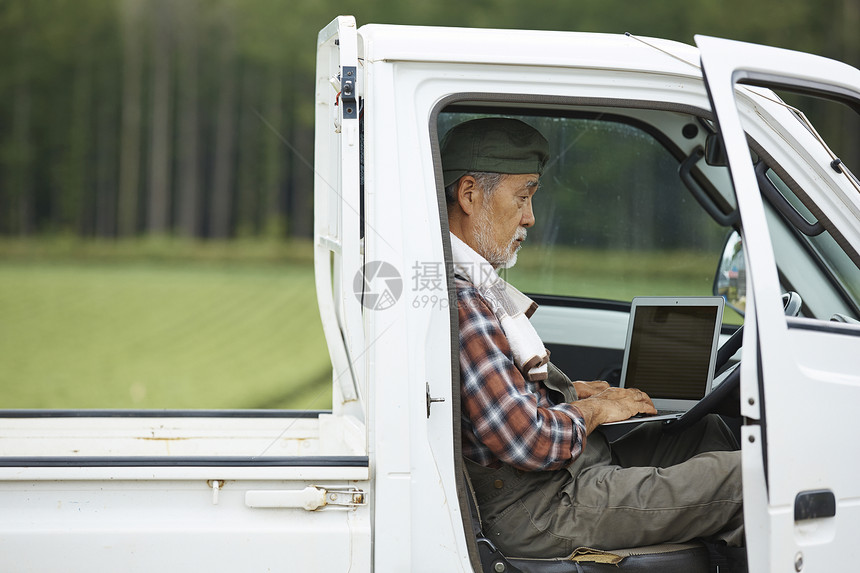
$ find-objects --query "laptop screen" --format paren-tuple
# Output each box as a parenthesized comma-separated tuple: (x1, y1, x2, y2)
(620, 297, 724, 400)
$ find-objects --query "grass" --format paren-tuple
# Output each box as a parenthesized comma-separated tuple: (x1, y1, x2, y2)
(0, 238, 331, 410)
(503, 245, 744, 323)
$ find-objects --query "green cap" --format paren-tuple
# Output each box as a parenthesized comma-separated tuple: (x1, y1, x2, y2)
(440, 118, 549, 187)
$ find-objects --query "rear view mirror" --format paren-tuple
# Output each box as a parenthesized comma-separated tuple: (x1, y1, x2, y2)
(714, 231, 746, 316)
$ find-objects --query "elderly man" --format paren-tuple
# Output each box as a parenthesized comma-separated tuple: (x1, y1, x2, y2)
(443, 118, 744, 559)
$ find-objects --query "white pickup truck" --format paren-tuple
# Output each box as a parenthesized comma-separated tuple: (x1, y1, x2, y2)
(2, 15, 860, 573)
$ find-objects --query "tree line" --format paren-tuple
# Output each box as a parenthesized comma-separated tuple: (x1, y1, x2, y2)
(1, 0, 857, 240)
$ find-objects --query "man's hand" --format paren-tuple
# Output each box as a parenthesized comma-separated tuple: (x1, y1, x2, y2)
(573, 386, 657, 435)
(573, 380, 610, 399)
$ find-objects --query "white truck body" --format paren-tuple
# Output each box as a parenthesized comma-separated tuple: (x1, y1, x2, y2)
(2, 15, 860, 572)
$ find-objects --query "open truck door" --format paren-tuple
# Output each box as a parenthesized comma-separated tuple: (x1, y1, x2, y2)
(697, 35, 860, 572)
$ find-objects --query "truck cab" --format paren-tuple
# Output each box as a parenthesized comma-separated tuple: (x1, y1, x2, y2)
(317, 16, 860, 572)
(2, 15, 860, 572)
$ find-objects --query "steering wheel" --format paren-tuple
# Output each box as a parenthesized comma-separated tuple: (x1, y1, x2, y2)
(662, 292, 802, 434)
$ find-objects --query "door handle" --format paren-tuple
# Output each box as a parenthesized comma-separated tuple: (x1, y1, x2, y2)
(794, 489, 836, 521)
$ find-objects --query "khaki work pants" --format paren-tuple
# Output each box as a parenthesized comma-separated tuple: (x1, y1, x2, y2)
(467, 415, 743, 558)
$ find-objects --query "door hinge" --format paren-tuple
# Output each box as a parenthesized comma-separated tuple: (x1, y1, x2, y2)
(245, 486, 367, 511)
(340, 66, 357, 120)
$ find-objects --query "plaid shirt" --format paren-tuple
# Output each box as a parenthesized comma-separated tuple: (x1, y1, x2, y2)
(457, 276, 587, 471)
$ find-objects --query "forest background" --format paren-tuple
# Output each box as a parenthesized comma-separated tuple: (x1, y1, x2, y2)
(1, 0, 858, 410)
(1, 0, 859, 239)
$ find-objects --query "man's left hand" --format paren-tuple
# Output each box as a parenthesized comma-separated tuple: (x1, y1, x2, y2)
(573, 380, 611, 399)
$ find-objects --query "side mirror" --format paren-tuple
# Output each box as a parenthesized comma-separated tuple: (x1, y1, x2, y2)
(714, 231, 746, 316)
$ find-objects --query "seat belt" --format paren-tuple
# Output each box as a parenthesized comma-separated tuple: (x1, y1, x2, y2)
(463, 464, 524, 573)
(462, 465, 484, 539)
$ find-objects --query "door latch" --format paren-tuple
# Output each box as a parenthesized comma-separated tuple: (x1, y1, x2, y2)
(245, 486, 366, 511)
(426, 382, 446, 417)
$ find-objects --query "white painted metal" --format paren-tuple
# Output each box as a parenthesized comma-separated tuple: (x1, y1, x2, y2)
(0, 412, 371, 571)
(314, 15, 365, 419)
(0, 476, 370, 573)
(531, 306, 630, 349)
(697, 34, 860, 572)
(0, 415, 364, 457)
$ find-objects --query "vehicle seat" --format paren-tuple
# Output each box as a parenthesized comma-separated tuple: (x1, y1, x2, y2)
(480, 537, 711, 573)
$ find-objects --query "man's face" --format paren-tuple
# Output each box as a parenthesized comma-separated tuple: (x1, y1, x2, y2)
(472, 173, 539, 269)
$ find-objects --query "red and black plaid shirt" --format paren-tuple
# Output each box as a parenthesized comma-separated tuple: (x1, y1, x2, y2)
(457, 276, 587, 471)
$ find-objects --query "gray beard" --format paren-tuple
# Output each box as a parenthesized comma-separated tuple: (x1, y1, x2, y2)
(473, 208, 526, 269)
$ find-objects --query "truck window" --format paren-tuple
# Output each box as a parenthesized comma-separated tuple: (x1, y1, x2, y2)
(438, 108, 735, 317)
(765, 168, 860, 307)
(735, 86, 860, 322)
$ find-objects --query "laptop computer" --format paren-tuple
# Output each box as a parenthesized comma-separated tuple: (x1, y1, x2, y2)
(602, 296, 725, 425)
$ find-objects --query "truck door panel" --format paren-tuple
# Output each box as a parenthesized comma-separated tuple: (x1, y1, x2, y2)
(0, 413, 371, 572)
(698, 34, 860, 572)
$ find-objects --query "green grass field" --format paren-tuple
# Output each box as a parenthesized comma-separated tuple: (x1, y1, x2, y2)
(0, 238, 737, 411)
(0, 238, 332, 410)
(504, 245, 743, 323)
